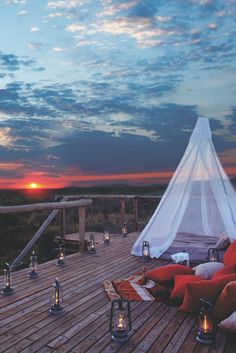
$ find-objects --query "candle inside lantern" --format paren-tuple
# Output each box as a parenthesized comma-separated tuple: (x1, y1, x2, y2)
(2, 263, 14, 295)
(103, 230, 110, 244)
(196, 298, 215, 344)
(110, 298, 132, 342)
(208, 248, 219, 262)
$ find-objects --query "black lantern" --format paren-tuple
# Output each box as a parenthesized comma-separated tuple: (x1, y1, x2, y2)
(142, 241, 150, 260)
(207, 248, 219, 262)
(28, 250, 39, 278)
(88, 234, 96, 253)
(57, 244, 66, 266)
(121, 223, 128, 238)
(196, 298, 215, 344)
(49, 277, 64, 314)
(103, 230, 110, 244)
(110, 298, 132, 342)
(2, 263, 13, 295)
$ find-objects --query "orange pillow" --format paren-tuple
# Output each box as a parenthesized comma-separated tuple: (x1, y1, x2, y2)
(223, 240, 236, 266)
(169, 275, 203, 302)
(143, 264, 193, 283)
(212, 265, 236, 279)
(179, 274, 236, 313)
(213, 281, 236, 321)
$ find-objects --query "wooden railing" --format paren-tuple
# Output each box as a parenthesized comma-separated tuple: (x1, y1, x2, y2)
(0, 198, 92, 269)
(0, 193, 162, 269)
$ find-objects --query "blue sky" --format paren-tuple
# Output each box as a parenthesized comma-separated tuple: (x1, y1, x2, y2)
(0, 0, 236, 188)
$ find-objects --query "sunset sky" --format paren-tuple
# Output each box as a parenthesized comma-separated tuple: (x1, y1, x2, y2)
(0, 0, 236, 189)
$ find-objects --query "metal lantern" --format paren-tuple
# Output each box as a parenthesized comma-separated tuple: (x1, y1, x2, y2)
(196, 298, 215, 344)
(207, 248, 219, 262)
(49, 277, 64, 314)
(142, 241, 150, 260)
(110, 298, 132, 342)
(2, 263, 13, 295)
(57, 244, 66, 266)
(88, 234, 96, 253)
(121, 223, 128, 238)
(103, 230, 110, 244)
(28, 250, 39, 278)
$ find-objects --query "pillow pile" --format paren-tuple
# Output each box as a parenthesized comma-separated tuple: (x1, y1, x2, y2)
(213, 281, 236, 321)
(137, 264, 193, 285)
(169, 274, 203, 302)
(219, 311, 236, 332)
(193, 262, 224, 280)
(179, 274, 236, 312)
(223, 240, 236, 267)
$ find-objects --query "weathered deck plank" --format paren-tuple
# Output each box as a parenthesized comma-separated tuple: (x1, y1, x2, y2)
(0, 232, 235, 353)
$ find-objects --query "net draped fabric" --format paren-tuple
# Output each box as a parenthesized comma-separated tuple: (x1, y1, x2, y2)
(131, 117, 236, 259)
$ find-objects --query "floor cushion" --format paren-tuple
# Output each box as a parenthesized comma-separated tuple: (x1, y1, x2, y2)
(138, 264, 193, 285)
(213, 281, 236, 321)
(212, 265, 236, 279)
(169, 275, 203, 302)
(223, 240, 236, 266)
(193, 262, 224, 279)
(214, 234, 231, 250)
(179, 274, 236, 313)
(219, 311, 236, 332)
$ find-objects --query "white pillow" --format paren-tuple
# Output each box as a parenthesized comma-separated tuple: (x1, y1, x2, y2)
(193, 262, 224, 279)
(219, 311, 236, 332)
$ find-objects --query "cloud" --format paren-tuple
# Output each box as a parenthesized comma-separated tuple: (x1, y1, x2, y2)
(46, 0, 90, 9)
(5, 0, 26, 4)
(52, 46, 66, 52)
(30, 27, 39, 32)
(98, 1, 138, 17)
(27, 42, 43, 50)
(0, 163, 24, 170)
(0, 127, 16, 148)
(17, 10, 28, 16)
(0, 52, 37, 71)
(96, 17, 179, 48)
(65, 23, 86, 32)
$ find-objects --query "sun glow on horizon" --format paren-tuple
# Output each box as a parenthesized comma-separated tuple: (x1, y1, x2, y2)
(29, 182, 39, 189)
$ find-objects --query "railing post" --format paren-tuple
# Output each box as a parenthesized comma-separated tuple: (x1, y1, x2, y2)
(60, 209, 66, 237)
(120, 198, 125, 225)
(79, 206, 86, 252)
(134, 197, 138, 231)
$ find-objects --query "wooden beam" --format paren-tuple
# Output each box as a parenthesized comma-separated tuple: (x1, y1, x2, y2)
(0, 199, 92, 214)
(120, 198, 125, 225)
(134, 197, 138, 231)
(79, 206, 86, 253)
(61, 209, 66, 237)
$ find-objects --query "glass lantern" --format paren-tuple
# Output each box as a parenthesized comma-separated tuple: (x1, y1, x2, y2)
(110, 298, 132, 342)
(142, 241, 150, 260)
(2, 263, 13, 295)
(28, 250, 39, 278)
(196, 298, 215, 344)
(88, 234, 96, 253)
(207, 248, 219, 262)
(49, 277, 64, 314)
(103, 230, 110, 244)
(121, 223, 128, 238)
(57, 244, 66, 266)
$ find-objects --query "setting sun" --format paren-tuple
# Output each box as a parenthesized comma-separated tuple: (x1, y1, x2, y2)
(29, 182, 39, 189)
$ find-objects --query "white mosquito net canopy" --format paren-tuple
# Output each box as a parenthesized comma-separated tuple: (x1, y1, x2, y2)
(131, 117, 236, 259)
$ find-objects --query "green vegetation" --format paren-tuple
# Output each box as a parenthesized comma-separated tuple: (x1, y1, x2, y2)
(0, 185, 166, 271)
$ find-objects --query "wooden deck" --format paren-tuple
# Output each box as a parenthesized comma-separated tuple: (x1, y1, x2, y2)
(0, 232, 235, 353)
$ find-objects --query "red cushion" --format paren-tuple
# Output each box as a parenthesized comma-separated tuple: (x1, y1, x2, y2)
(213, 281, 236, 321)
(169, 275, 203, 302)
(144, 264, 193, 283)
(223, 240, 236, 266)
(179, 274, 236, 313)
(212, 265, 236, 279)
